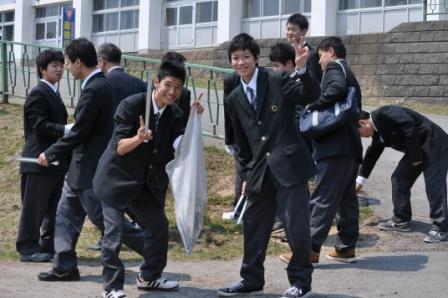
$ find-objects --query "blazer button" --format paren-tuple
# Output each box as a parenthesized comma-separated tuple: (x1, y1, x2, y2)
(153, 149, 157, 154)
(261, 136, 266, 141)
(266, 152, 270, 157)
(149, 165, 153, 169)
(257, 121, 262, 126)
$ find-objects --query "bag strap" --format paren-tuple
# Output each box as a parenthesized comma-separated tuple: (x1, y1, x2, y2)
(333, 59, 347, 78)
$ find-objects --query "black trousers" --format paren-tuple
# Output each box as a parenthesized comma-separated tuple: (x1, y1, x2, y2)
(309, 156, 359, 253)
(52, 180, 144, 273)
(391, 150, 448, 232)
(16, 173, 63, 255)
(101, 186, 169, 291)
(240, 169, 313, 291)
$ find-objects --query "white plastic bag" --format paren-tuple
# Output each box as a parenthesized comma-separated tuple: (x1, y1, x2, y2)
(165, 106, 207, 254)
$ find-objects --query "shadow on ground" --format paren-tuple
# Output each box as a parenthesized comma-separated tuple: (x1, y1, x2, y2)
(318, 254, 428, 272)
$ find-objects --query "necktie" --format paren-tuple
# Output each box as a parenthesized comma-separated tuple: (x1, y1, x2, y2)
(246, 86, 257, 111)
(154, 112, 160, 132)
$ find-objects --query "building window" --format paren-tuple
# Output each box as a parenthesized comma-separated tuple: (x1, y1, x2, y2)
(179, 6, 193, 25)
(92, 0, 139, 33)
(35, 5, 70, 41)
(196, 1, 218, 23)
(244, 0, 311, 18)
(339, 0, 421, 10)
(0, 11, 14, 40)
(166, 7, 177, 26)
(386, 0, 421, 5)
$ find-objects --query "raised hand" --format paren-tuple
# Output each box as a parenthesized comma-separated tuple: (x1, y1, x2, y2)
(192, 92, 205, 114)
(293, 35, 309, 70)
(137, 115, 153, 142)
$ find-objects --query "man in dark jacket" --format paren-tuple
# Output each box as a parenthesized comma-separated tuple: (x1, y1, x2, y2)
(357, 105, 448, 243)
(17, 50, 69, 262)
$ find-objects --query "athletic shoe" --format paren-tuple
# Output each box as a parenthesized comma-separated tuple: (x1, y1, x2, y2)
(102, 289, 127, 298)
(217, 281, 263, 296)
(279, 250, 319, 264)
(282, 286, 312, 298)
(378, 219, 411, 232)
(20, 252, 52, 262)
(423, 230, 448, 243)
(136, 275, 179, 291)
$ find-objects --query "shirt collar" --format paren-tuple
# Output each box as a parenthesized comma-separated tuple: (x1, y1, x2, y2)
(81, 68, 102, 90)
(107, 66, 123, 73)
(40, 79, 58, 94)
(240, 67, 258, 97)
(152, 90, 166, 116)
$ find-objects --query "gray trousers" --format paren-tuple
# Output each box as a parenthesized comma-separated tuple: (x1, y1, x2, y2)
(52, 180, 144, 273)
(241, 170, 313, 291)
(309, 156, 359, 253)
(391, 150, 448, 232)
(101, 186, 169, 291)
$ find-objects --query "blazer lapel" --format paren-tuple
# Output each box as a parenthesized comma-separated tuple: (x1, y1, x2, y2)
(236, 85, 256, 117)
(256, 68, 268, 118)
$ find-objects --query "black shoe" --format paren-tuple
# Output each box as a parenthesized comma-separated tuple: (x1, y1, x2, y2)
(88, 237, 102, 251)
(282, 286, 312, 298)
(20, 252, 53, 263)
(217, 281, 263, 297)
(38, 268, 80, 281)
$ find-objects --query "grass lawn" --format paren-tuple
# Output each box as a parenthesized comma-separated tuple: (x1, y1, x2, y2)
(0, 102, 375, 262)
(0, 103, 289, 262)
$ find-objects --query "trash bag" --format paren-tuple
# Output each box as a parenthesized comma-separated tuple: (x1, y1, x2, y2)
(165, 106, 207, 254)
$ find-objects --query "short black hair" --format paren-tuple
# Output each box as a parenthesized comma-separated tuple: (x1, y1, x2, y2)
(97, 43, 121, 64)
(317, 36, 347, 59)
(269, 43, 295, 66)
(36, 50, 64, 79)
(161, 51, 186, 65)
(157, 61, 186, 85)
(227, 33, 260, 62)
(65, 38, 98, 67)
(287, 13, 309, 31)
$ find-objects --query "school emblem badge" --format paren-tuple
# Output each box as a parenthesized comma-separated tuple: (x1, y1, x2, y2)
(271, 104, 278, 112)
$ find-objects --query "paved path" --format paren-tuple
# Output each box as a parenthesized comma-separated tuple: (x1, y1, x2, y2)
(1, 110, 447, 298)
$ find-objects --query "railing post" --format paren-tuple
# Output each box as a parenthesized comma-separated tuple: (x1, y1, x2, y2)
(1, 42, 9, 103)
(423, 0, 427, 21)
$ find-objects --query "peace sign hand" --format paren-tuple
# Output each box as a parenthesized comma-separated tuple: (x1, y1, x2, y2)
(294, 35, 309, 70)
(137, 115, 153, 142)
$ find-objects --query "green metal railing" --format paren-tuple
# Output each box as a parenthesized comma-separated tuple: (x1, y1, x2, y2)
(0, 40, 233, 140)
(423, 0, 448, 21)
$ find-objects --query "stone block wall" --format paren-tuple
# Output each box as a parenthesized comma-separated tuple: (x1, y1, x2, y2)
(138, 20, 448, 105)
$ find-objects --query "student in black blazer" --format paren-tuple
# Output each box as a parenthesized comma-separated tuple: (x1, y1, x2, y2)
(281, 37, 363, 265)
(217, 33, 319, 298)
(286, 13, 322, 83)
(357, 105, 448, 243)
(92, 61, 204, 298)
(17, 50, 69, 262)
(37, 38, 144, 282)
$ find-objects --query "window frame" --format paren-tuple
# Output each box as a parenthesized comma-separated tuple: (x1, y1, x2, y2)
(0, 10, 14, 41)
(92, 0, 140, 33)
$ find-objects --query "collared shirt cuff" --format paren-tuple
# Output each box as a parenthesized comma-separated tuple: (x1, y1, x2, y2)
(225, 145, 235, 156)
(173, 135, 183, 150)
(356, 176, 367, 185)
(64, 123, 74, 136)
(295, 66, 307, 75)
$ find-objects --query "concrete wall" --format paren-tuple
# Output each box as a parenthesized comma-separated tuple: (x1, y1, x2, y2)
(150, 20, 448, 105)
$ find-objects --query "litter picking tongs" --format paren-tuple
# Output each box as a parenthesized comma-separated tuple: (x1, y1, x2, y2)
(234, 181, 248, 225)
(16, 157, 59, 166)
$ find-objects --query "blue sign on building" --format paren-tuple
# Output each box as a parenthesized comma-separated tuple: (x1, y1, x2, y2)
(63, 8, 75, 47)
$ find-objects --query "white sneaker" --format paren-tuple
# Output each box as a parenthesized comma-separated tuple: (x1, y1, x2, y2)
(136, 275, 179, 291)
(102, 289, 127, 298)
(222, 211, 236, 220)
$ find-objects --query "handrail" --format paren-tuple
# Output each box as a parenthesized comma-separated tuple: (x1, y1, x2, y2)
(0, 40, 232, 140)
